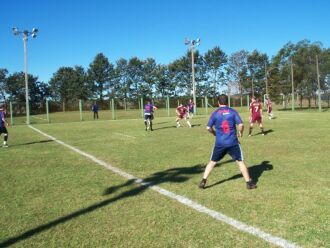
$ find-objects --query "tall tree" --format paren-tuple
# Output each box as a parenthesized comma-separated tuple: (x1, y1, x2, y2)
(0, 69, 8, 101)
(88, 53, 114, 100)
(6, 72, 49, 113)
(226, 50, 249, 103)
(203, 46, 227, 96)
(247, 50, 268, 96)
(49, 66, 88, 111)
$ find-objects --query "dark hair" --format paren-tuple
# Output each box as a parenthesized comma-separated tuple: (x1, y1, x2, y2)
(218, 94, 228, 105)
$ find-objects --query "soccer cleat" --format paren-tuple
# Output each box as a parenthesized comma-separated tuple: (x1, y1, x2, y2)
(3, 144, 8, 148)
(246, 181, 257, 189)
(199, 179, 207, 189)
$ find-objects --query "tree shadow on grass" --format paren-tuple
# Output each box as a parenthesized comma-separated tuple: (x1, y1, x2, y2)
(0, 159, 231, 247)
(205, 161, 273, 189)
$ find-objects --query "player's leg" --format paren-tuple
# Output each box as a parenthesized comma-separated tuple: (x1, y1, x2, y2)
(199, 146, 225, 189)
(185, 115, 192, 128)
(259, 121, 265, 135)
(228, 144, 256, 189)
(150, 115, 154, 131)
(96, 111, 99, 119)
(176, 116, 181, 128)
(144, 115, 148, 131)
(248, 122, 253, 136)
(1, 128, 8, 147)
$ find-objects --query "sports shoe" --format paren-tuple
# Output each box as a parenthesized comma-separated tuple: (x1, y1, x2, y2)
(3, 144, 8, 148)
(199, 179, 207, 189)
(246, 181, 257, 189)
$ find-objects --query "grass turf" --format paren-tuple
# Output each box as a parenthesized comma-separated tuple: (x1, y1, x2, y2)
(1, 109, 330, 247)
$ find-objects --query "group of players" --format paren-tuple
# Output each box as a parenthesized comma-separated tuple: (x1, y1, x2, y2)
(142, 94, 274, 190)
(143, 98, 195, 131)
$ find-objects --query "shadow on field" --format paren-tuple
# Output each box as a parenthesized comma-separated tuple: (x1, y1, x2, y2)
(0, 159, 235, 247)
(205, 161, 273, 189)
(11, 139, 54, 147)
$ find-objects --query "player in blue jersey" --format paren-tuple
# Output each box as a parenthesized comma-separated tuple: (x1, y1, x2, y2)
(92, 102, 99, 120)
(199, 94, 256, 189)
(144, 100, 157, 131)
(0, 104, 9, 147)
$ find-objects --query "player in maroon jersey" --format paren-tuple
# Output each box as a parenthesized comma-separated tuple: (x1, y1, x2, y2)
(248, 96, 265, 136)
(176, 103, 192, 128)
(265, 96, 274, 120)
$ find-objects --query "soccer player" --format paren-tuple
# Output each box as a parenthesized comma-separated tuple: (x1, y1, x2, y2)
(199, 95, 256, 190)
(92, 102, 99, 120)
(187, 99, 195, 119)
(248, 96, 265, 136)
(265, 96, 274, 120)
(144, 100, 156, 131)
(0, 105, 9, 147)
(176, 103, 192, 128)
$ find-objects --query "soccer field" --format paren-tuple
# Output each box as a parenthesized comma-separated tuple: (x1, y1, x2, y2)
(1, 110, 330, 247)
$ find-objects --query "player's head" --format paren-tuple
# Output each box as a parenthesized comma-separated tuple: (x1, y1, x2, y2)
(0, 103, 5, 110)
(218, 94, 228, 106)
(251, 96, 256, 102)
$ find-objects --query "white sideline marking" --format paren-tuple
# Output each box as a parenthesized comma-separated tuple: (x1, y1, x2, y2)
(113, 132, 136, 139)
(28, 125, 300, 248)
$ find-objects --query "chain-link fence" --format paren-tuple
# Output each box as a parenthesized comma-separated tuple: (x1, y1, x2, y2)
(4, 93, 329, 125)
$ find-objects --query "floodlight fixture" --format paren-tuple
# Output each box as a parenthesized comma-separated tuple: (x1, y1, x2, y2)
(12, 26, 39, 125)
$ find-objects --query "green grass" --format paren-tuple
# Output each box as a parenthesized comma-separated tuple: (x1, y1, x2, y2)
(1, 109, 330, 247)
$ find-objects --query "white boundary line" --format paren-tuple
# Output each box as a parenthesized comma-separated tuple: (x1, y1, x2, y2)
(28, 125, 300, 248)
(113, 132, 136, 139)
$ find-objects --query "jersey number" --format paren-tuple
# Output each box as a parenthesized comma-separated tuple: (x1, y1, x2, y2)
(221, 120, 230, 134)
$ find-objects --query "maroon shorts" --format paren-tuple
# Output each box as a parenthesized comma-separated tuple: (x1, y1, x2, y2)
(250, 115, 262, 123)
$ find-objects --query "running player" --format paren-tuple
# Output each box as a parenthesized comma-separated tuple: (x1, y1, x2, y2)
(248, 96, 265, 136)
(187, 99, 195, 119)
(176, 103, 192, 128)
(144, 100, 156, 131)
(199, 94, 257, 190)
(0, 104, 9, 147)
(265, 96, 273, 120)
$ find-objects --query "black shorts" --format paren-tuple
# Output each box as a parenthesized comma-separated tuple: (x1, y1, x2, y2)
(0, 127, 8, 134)
(210, 144, 243, 162)
(144, 114, 154, 120)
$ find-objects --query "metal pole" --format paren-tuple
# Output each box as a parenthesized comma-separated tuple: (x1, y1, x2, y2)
(251, 77, 254, 98)
(247, 95, 250, 110)
(316, 55, 322, 112)
(10, 101, 14, 125)
(46, 99, 50, 123)
(140, 97, 144, 118)
(23, 33, 30, 125)
(291, 58, 295, 111)
(79, 99, 83, 121)
(191, 46, 197, 115)
(228, 83, 231, 107)
(111, 98, 115, 120)
(265, 62, 269, 96)
(205, 96, 208, 114)
(167, 95, 170, 117)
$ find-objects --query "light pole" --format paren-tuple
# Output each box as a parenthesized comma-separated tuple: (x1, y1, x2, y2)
(12, 27, 38, 125)
(316, 55, 322, 112)
(185, 38, 200, 115)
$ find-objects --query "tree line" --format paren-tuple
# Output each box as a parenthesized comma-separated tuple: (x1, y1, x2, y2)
(1, 39, 330, 111)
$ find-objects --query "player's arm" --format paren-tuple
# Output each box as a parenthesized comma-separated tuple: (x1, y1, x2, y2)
(207, 126, 216, 136)
(259, 104, 263, 118)
(2, 115, 8, 127)
(237, 123, 244, 137)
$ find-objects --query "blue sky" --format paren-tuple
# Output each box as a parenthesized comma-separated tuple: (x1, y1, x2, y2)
(1, 0, 330, 83)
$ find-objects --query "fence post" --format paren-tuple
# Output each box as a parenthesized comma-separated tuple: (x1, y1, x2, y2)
(79, 99, 83, 121)
(111, 98, 115, 120)
(10, 101, 14, 126)
(205, 96, 208, 114)
(201, 98, 204, 109)
(140, 97, 144, 118)
(167, 96, 170, 117)
(124, 98, 127, 110)
(228, 94, 231, 107)
(247, 95, 250, 110)
(46, 99, 50, 123)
